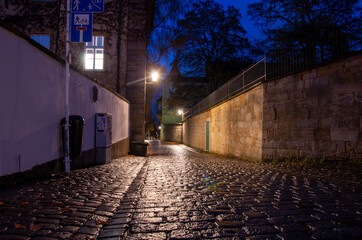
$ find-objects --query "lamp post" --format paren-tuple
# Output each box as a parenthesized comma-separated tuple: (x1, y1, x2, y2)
(127, 70, 159, 156)
(64, 0, 71, 174)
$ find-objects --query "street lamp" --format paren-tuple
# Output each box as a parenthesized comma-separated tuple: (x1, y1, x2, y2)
(177, 109, 183, 115)
(151, 71, 159, 82)
(126, 70, 159, 86)
(128, 70, 159, 156)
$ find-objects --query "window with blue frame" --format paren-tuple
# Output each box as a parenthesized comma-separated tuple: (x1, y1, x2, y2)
(31, 34, 50, 49)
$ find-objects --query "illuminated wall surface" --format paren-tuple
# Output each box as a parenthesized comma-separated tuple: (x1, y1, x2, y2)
(0, 25, 129, 176)
(0, 0, 153, 143)
(183, 53, 362, 162)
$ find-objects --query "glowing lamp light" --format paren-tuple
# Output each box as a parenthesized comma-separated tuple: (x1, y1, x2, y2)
(151, 71, 159, 82)
(126, 70, 159, 86)
(177, 109, 183, 115)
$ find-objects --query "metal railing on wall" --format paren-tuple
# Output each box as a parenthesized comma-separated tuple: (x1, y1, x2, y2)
(184, 30, 361, 120)
(183, 57, 266, 119)
(266, 30, 361, 79)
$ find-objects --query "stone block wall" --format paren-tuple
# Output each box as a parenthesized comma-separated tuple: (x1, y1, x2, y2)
(162, 124, 182, 143)
(125, 0, 149, 142)
(183, 113, 210, 151)
(183, 53, 361, 162)
(262, 53, 362, 161)
(126, 41, 147, 142)
(183, 85, 264, 160)
(210, 85, 264, 160)
(0, 0, 126, 93)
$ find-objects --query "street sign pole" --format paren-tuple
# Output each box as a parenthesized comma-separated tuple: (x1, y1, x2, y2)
(71, 1, 104, 43)
(71, 13, 92, 42)
(64, 0, 71, 174)
(63, 0, 105, 174)
(80, 29, 83, 42)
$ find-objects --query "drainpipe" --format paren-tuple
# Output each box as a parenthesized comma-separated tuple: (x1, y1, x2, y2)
(64, 0, 71, 174)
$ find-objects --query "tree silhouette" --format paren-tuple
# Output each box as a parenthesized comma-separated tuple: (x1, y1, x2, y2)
(163, 0, 254, 108)
(248, 0, 361, 64)
(175, 0, 252, 80)
(147, 0, 196, 65)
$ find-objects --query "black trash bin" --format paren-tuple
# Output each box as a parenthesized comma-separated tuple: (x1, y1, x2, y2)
(61, 115, 85, 158)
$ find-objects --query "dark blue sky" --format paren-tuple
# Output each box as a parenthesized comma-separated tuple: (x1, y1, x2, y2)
(156, 0, 263, 72)
(214, 0, 263, 40)
(216, 0, 362, 40)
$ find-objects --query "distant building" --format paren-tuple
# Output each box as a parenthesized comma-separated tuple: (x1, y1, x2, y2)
(0, 0, 155, 142)
(160, 64, 208, 142)
(145, 82, 161, 140)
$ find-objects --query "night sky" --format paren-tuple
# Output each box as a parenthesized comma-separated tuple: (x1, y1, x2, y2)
(157, 0, 263, 72)
(214, 0, 263, 40)
(151, 1, 262, 123)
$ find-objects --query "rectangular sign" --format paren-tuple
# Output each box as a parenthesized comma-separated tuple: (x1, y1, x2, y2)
(73, 13, 90, 25)
(71, 13, 93, 42)
(72, 0, 104, 13)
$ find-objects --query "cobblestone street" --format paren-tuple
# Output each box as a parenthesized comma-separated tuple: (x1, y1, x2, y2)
(0, 140, 361, 239)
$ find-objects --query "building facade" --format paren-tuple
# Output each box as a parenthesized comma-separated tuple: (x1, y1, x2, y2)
(160, 64, 208, 142)
(0, 0, 155, 142)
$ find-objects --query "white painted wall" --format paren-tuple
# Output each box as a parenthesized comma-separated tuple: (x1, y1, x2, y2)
(0, 26, 129, 176)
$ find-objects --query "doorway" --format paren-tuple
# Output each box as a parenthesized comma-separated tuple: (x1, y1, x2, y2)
(206, 121, 210, 152)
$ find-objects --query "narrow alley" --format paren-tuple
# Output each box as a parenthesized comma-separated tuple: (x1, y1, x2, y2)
(0, 141, 361, 239)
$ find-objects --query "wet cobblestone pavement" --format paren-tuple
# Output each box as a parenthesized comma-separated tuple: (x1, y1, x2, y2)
(0, 140, 361, 239)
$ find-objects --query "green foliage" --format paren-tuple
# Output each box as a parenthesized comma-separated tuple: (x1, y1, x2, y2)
(301, 157, 310, 165)
(319, 157, 326, 164)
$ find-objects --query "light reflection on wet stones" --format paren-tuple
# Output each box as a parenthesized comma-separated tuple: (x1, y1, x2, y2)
(0, 141, 361, 239)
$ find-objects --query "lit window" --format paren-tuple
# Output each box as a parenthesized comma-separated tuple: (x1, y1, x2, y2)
(85, 36, 104, 70)
(31, 34, 50, 49)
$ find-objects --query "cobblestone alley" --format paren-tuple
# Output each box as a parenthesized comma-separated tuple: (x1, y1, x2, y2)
(0, 140, 361, 239)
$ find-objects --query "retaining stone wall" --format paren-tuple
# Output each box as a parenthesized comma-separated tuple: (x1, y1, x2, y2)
(183, 53, 361, 162)
(162, 124, 182, 143)
(183, 85, 264, 160)
(263, 53, 362, 161)
(183, 113, 210, 151)
(210, 85, 264, 160)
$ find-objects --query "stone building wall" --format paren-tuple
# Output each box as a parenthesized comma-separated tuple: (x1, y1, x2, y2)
(125, 0, 149, 141)
(262, 53, 362, 161)
(183, 112, 210, 151)
(210, 85, 264, 160)
(183, 85, 264, 160)
(0, 0, 125, 91)
(183, 53, 361, 162)
(162, 124, 182, 143)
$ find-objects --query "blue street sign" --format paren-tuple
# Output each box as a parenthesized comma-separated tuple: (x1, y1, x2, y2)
(71, 13, 93, 42)
(72, 0, 104, 13)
